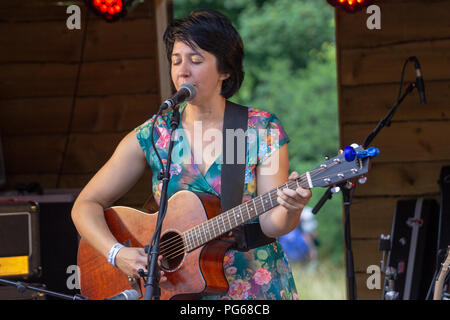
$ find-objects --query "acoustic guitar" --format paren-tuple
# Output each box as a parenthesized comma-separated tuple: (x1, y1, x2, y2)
(77, 144, 378, 299)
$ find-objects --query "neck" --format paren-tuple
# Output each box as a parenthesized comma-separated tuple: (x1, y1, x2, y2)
(183, 96, 226, 125)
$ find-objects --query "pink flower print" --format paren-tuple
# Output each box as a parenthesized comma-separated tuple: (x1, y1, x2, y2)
(223, 251, 235, 268)
(169, 163, 182, 176)
(156, 127, 170, 149)
(293, 292, 299, 300)
(226, 267, 237, 275)
(248, 116, 259, 129)
(228, 279, 251, 300)
(253, 268, 272, 286)
(249, 109, 271, 119)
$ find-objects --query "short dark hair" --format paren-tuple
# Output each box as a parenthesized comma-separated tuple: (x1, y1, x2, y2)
(163, 9, 244, 99)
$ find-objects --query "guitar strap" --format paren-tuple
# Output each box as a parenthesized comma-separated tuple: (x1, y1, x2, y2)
(221, 100, 275, 252)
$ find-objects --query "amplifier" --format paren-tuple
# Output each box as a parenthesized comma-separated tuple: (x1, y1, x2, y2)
(0, 191, 80, 299)
(0, 202, 41, 279)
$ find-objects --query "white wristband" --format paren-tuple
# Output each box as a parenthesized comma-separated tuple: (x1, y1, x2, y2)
(107, 242, 124, 267)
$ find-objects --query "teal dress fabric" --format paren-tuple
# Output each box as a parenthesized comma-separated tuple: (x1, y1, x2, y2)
(135, 104, 299, 300)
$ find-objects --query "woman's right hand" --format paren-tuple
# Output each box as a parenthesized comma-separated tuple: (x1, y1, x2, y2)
(115, 247, 147, 279)
(114, 247, 167, 282)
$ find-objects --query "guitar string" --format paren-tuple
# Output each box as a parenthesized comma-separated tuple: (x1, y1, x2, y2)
(159, 162, 351, 259)
(158, 171, 316, 254)
(158, 163, 346, 258)
(158, 163, 344, 258)
(159, 178, 318, 259)
(158, 176, 314, 260)
(160, 171, 353, 261)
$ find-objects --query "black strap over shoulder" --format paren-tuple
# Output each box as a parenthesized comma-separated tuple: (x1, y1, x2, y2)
(221, 100, 275, 252)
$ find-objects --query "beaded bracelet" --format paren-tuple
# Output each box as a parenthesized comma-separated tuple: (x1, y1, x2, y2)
(107, 242, 124, 267)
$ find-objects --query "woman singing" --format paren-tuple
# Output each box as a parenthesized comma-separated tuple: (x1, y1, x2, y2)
(71, 9, 312, 300)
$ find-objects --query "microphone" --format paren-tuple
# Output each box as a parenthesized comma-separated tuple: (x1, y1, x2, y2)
(410, 56, 427, 104)
(104, 289, 140, 300)
(160, 83, 196, 110)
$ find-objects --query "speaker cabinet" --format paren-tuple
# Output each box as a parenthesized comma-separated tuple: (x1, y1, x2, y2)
(0, 191, 80, 299)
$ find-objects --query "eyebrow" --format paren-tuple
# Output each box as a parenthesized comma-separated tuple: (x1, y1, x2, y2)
(171, 51, 204, 59)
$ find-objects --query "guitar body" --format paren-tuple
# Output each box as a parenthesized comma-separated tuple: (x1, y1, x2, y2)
(77, 190, 233, 300)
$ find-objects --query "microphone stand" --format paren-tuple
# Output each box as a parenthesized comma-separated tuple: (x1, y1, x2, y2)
(0, 278, 87, 300)
(312, 81, 418, 300)
(143, 106, 181, 300)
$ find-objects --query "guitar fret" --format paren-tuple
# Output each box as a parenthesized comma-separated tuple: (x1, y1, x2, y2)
(221, 214, 226, 233)
(192, 230, 197, 250)
(211, 220, 216, 238)
(199, 225, 205, 245)
(198, 225, 206, 245)
(206, 221, 211, 242)
(268, 190, 274, 207)
(233, 208, 238, 228)
(226, 211, 232, 231)
(202, 224, 209, 243)
(250, 199, 256, 220)
(192, 227, 199, 248)
(260, 195, 265, 212)
(184, 231, 190, 251)
(191, 229, 196, 249)
(214, 216, 219, 237)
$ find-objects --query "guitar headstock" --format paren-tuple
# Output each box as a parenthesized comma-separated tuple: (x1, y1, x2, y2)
(309, 144, 379, 188)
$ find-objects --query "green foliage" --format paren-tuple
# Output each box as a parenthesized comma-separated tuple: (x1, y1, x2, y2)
(172, 0, 343, 267)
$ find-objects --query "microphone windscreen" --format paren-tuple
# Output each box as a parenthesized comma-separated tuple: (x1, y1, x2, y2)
(179, 83, 196, 101)
(123, 289, 140, 300)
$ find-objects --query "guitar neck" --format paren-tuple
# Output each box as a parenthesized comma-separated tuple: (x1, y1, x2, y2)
(183, 173, 310, 252)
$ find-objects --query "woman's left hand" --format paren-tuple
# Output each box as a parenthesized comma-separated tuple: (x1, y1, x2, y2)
(276, 171, 312, 215)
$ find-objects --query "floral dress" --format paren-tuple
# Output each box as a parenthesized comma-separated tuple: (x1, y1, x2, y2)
(134, 103, 299, 300)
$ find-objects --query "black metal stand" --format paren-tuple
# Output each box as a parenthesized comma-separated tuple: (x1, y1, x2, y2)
(342, 185, 356, 300)
(312, 80, 419, 300)
(363, 82, 416, 148)
(0, 278, 87, 300)
(143, 107, 181, 300)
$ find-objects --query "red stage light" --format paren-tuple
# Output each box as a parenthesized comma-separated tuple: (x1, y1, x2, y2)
(85, 0, 126, 22)
(327, 0, 375, 13)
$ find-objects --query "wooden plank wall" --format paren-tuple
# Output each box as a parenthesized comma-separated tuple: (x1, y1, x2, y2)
(0, 0, 162, 207)
(335, 0, 450, 299)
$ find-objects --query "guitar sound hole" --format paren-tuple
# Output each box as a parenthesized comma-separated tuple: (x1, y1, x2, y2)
(159, 231, 185, 272)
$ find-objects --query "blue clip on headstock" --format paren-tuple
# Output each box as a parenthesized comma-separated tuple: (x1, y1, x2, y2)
(344, 145, 380, 162)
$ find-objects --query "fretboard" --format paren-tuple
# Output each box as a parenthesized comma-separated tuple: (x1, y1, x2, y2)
(182, 173, 310, 252)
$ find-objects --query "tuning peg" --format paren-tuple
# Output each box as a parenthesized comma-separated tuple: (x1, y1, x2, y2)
(358, 175, 367, 184)
(345, 181, 354, 189)
(325, 155, 330, 161)
(331, 186, 341, 194)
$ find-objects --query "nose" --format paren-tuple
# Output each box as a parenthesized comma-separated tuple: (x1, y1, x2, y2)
(177, 60, 191, 80)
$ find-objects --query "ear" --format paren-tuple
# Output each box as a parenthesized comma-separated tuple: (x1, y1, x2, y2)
(220, 73, 230, 81)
